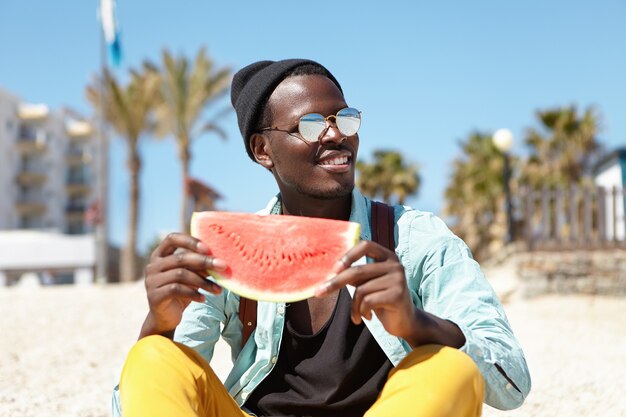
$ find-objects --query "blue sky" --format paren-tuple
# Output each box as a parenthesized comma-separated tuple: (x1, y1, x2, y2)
(1, 1, 625, 252)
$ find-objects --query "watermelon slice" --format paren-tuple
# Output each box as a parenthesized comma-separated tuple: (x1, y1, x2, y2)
(190, 211, 360, 302)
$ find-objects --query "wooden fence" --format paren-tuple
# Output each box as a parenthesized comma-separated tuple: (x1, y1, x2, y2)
(520, 185, 626, 250)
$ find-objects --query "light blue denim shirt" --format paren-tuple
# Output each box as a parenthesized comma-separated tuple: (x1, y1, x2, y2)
(112, 189, 530, 415)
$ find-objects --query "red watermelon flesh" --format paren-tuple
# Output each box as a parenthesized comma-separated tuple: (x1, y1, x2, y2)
(190, 211, 360, 302)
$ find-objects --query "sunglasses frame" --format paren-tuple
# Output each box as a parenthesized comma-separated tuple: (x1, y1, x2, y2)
(259, 107, 362, 143)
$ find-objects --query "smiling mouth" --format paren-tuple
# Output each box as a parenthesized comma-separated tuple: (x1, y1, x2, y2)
(316, 154, 352, 173)
(317, 155, 350, 166)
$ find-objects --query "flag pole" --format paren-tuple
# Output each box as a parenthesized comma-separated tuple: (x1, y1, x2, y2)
(95, 3, 109, 284)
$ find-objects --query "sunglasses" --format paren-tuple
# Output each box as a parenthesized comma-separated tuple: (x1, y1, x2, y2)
(260, 107, 362, 143)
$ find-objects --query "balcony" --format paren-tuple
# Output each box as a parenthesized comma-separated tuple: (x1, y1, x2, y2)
(66, 120, 93, 139)
(65, 203, 87, 222)
(15, 168, 47, 186)
(66, 175, 91, 195)
(16, 126, 47, 154)
(66, 147, 91, 166)
(14, 195, 47, 216)
(18, 104, 49, 121)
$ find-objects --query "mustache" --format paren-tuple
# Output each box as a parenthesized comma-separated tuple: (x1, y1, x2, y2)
(314, 142, 354, 159)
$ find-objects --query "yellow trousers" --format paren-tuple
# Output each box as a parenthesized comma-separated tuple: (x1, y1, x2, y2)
(120, 335, 484, 417)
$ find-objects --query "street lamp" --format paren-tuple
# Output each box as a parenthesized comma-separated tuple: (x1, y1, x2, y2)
(493, 129, 515, 243)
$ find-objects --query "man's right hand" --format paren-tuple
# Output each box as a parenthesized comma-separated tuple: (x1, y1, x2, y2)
(139, 232, 227, 339)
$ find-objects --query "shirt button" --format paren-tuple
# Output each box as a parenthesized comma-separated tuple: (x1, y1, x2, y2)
(506, 383, 513, 391)
(241, 391, 249, 400)
(277, 306, 285, 315)
(271, 356, 277, 364)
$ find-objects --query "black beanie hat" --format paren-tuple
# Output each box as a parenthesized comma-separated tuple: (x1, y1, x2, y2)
(230, 59, 343, 161)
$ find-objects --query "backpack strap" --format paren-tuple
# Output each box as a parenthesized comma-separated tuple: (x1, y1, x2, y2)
(370, 201, 396, 251)
(238, 201, 396, 348)
(239, 296, 257, 349)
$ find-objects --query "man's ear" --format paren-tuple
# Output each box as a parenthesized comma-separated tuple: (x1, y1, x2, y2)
(250, 133, 274, 169)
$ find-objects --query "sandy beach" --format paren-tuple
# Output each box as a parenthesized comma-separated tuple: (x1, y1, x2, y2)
(1, 280, 625, 417)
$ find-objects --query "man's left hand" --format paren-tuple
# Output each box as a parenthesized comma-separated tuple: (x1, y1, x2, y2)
(315, 240, 465, 349)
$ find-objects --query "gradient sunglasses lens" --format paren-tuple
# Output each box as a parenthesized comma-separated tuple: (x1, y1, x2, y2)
(298, 113, 326, 142)
(336, 107, 361, 137)
(298, 108, 361, 142)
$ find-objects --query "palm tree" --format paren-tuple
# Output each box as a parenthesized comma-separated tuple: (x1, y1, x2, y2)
(521, 105, 602, 189)
(86, 67, 159, 282)
(356, 150, 421, 205)
(443, 132, 512, 261)
(149, 47, 231, 232)
(519, 106, 603, 243)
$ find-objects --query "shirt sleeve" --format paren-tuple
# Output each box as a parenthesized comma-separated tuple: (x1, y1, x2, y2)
(112, 384, 122, 417)
(405, 217, 531, 410)
(174, 289, 242, 362)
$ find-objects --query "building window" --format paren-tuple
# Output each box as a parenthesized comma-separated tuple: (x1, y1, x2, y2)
(67, 196, 86, 212)
(67, 220, 85, 235)
(67, 166, 90, 185)
(20, 215, 42, 229)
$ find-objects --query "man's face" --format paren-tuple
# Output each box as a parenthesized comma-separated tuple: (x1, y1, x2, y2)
(261, 74, 359, 201)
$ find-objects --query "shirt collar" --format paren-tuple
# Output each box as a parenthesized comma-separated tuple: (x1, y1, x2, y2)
(258, 188, 372, 242)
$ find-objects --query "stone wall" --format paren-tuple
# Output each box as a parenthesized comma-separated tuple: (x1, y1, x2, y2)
(517, 249, 626, 297)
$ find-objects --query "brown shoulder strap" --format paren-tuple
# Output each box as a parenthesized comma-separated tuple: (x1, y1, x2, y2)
(371, 201, 396, 251)
(238, 201, 396, 348)
(239, 296, 257, 348)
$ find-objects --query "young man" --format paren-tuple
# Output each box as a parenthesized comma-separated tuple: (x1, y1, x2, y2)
(112, 59, 531, 417)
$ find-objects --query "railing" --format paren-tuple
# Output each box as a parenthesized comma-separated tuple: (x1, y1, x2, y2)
(16, 194, 45, 205)
(65, 204, 87, 213)
(521, 185, 626, 250)
(66, 175, 89, 185)
(67, 146, 85, 157)
(18, 163, 46, 175)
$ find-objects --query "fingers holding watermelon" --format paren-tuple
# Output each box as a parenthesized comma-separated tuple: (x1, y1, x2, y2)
(150, 249, 227, 276)
(315, 240, 422, 344)
(151, 232, 210, 259)
(139, 232, 228, 339)
(315, 239, 466, 349)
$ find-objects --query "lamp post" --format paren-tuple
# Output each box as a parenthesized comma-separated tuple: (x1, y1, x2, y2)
(493, 129, 515, 243)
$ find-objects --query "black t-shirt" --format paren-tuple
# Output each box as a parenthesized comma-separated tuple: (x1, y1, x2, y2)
(244, 288, 394, 417)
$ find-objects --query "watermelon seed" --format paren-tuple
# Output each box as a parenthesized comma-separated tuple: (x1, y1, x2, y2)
(208, 224, 221, 234)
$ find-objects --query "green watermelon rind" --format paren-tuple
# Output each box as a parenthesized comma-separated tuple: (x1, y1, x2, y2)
(207, 270, 326, 303)
(194, 216, 360, 303)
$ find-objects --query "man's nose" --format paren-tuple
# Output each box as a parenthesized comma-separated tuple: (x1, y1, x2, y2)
(318, 119, 345, 145)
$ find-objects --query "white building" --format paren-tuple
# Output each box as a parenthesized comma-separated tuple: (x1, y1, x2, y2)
(594, 148, 626, 241)
(0, 88, 100, 285)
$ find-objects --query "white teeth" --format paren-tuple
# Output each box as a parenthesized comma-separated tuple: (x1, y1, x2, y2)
(319, 156, 348, 166)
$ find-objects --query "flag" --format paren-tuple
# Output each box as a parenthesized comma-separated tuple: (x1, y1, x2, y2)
(99, 0, 122, 66)
(86, 200, 102, 225)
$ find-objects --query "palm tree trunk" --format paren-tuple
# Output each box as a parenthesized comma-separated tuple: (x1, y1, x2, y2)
(120, 150, 141, 282)
(180, 144, 191, 233)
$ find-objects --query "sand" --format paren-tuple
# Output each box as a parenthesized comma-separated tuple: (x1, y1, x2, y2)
(1, 281, 625, 417)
